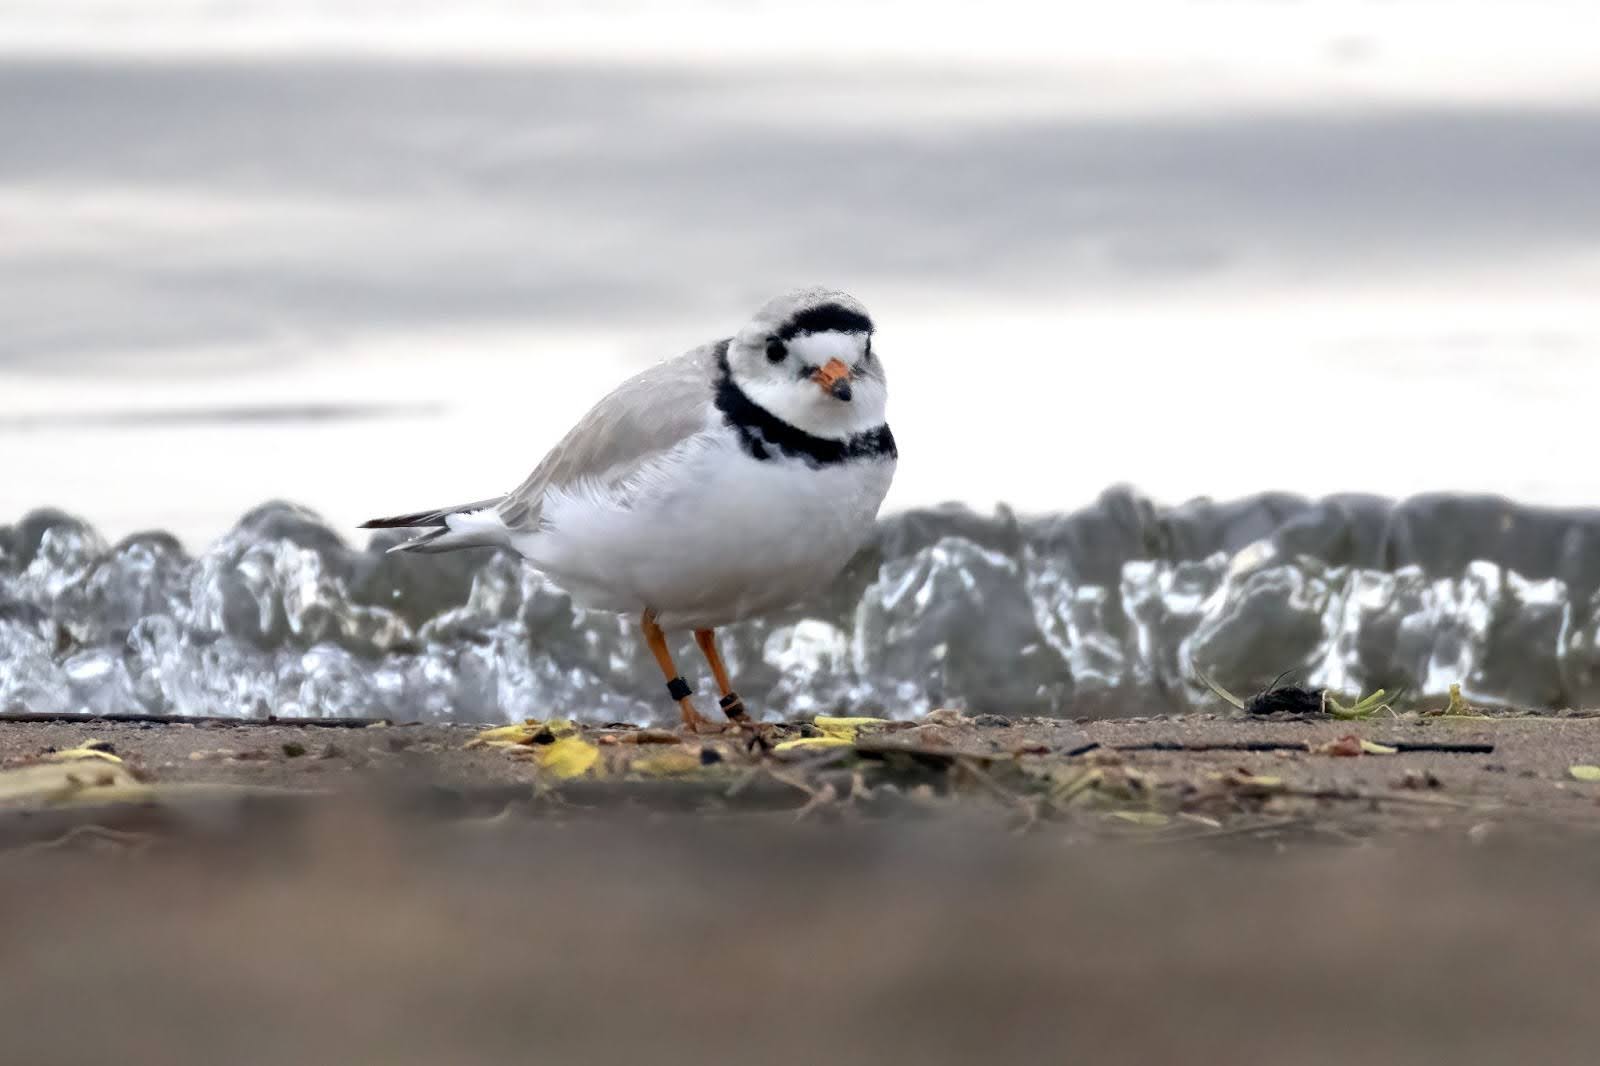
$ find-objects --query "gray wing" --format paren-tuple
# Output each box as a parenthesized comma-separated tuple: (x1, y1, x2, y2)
(496, 340, 723, 531)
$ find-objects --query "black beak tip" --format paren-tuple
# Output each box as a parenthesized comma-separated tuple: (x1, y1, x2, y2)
(830, 379, 853, 402)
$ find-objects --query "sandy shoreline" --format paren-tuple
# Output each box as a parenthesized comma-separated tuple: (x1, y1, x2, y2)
(4, 710, 1599, 843)
(6, 711, 1600, 1062)
(4, 711, 1600, 1063)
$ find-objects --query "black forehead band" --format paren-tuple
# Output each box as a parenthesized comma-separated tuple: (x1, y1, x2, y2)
(774, 303, 874, 341)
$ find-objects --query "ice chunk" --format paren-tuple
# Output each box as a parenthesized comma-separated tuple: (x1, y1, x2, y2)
(6, 491, 1600, 722)
(856, 536, 1071, 716)
(0, 611, 71, 714)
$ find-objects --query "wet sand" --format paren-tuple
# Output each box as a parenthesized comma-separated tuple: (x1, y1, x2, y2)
(4, 712, 1600, 1064)
(2, 712, 1597, 829)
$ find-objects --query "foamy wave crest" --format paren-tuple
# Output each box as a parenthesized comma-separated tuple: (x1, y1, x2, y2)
(5, 488, 1600, 722)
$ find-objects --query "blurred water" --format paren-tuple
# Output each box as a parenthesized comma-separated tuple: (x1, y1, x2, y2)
(7, 491, 1600, 721)
(2, 1, 1599, 548)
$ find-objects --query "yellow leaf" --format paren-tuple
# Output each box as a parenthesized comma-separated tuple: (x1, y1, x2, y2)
(1212, 771, 1284, 789)
(772, 736, 855, 753)
(1051, 768, 1103, 805)
(468, 719, 577, 749)
(1359, 740, 1398, 755)
(0, 761, 143, 808)
(468, 722, 539, 747)
(812, 716, 888, 741)
(630, 749, 704, 776)
(1569, 765, 1600, 782)
(536, 735, 599, 779)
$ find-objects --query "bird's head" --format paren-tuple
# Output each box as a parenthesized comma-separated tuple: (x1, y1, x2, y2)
(726, 287, 886, 440)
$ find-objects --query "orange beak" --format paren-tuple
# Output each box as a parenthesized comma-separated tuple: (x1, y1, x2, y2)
(811, 358, 853, 401)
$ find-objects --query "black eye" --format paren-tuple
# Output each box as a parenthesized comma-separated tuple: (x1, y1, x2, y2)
(765, 337, 786, 363)
(863, 335, 873, 361)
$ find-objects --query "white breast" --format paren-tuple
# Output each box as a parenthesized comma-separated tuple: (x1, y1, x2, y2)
(513, 431, 895, 629)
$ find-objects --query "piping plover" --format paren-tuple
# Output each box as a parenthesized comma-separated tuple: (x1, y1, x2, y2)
(363, 287, 896, 730)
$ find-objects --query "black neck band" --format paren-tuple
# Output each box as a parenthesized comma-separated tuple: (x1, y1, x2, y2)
(714, 343, 896, 469)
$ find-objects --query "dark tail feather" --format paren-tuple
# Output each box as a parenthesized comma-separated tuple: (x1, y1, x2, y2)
(359, 497, 502, 530)
(361, 497, 509, 554)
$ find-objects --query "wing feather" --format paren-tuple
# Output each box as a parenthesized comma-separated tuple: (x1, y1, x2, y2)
(496, 341, 723, 531)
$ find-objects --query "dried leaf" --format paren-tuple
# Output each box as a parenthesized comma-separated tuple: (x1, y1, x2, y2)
(1049, 768, 1104, 805)
(1313, 735, 1398, 756)
(536, 735, 600, 779)
(1212, 770, 1284, 791)
(467, 719, 578, 750)
(0, 760, 145, 808)
(771, 716, 891, 752)
(772, 736, 855, 753)
(1315, 735, 1366, 758)
(812, 716, 889, 742)
(1569, 765, 1600, 782)
(629, 749, 704, 777)
(469, 722, 537, 747)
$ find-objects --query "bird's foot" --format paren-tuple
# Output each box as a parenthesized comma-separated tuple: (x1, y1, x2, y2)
(718, 697, 774, 754)
(677, 699, 720, 734)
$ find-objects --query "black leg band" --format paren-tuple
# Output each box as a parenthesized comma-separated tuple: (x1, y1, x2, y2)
(719, 692, 748, 719)
(666, 677, 693, 701)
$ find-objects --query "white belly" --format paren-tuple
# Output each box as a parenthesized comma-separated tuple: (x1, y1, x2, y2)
(515, 434, 895, 629)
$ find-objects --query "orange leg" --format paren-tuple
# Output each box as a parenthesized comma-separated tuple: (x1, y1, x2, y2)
(641, 611, 714, 732)
(694, 628, 748, 722)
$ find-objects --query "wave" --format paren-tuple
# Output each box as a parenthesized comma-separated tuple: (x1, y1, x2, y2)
(4, 488, 1599, 722)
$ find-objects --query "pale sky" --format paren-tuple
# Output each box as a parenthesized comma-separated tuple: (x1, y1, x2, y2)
(4, 0, 1599, 546)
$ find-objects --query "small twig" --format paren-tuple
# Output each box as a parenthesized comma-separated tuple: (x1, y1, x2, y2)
(727, 761, 833, 806)
(1388, 741, 1495, 754)
(792, 781, 839, 822)
(1118, 740, 1308, 753)
(953, 756, 1024, 807)
(722, 765, 767, 799)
